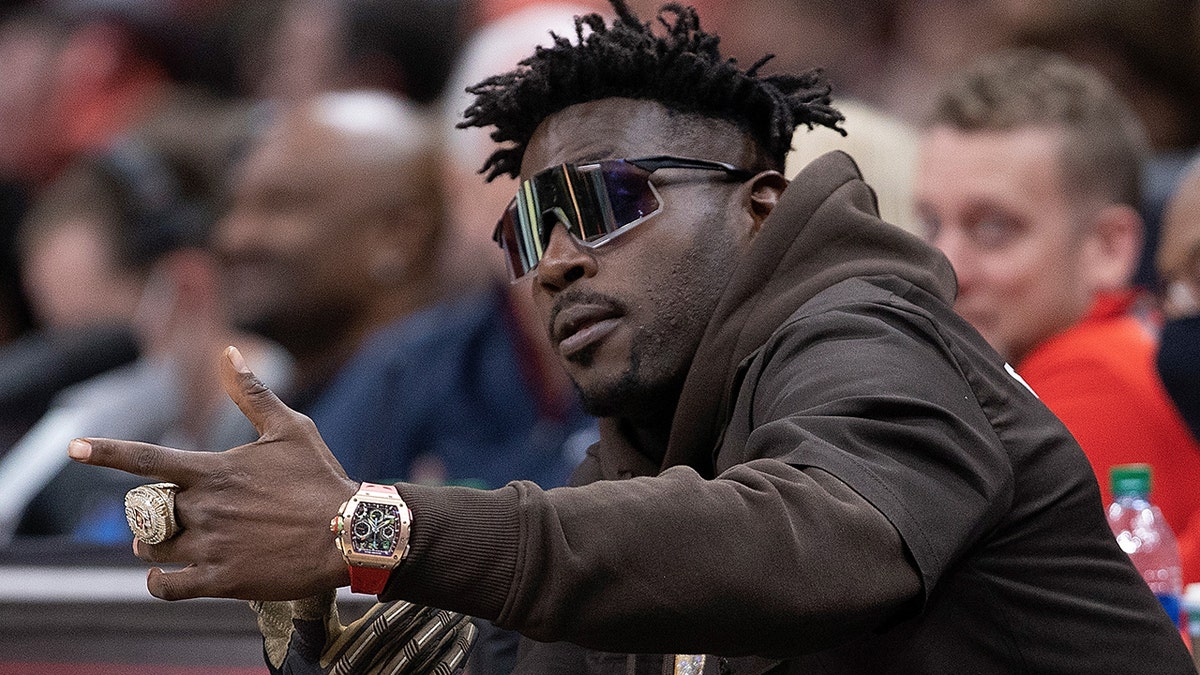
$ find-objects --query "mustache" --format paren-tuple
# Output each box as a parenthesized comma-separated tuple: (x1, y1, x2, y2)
(547, 290, 627, 340)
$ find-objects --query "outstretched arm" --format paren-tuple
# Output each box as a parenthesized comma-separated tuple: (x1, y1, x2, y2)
(68, 346, 358, 601)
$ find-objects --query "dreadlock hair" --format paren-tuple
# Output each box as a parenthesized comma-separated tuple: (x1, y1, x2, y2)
(459, 0, 844, 182)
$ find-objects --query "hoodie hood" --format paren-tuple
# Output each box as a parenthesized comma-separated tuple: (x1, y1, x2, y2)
(662, 150, 958, 473)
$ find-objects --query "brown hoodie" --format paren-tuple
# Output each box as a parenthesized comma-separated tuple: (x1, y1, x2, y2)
(386, 152, 1193, 674)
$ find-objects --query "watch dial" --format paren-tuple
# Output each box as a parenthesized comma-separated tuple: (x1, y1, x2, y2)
(350, 501, 401, 556)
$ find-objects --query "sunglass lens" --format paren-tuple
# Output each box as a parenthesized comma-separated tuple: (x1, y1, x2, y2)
(498, 200, 536, 278)
(496, 160, 662, 280)
(600, 162, 658, 233)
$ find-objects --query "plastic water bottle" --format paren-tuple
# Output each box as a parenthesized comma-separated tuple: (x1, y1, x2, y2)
(1106, 463, 1186, 634)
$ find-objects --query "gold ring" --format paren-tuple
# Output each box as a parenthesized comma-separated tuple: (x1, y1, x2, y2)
(124, 482, 181, 544)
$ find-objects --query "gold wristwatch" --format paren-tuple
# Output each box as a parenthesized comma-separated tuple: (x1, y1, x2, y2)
(330, 482, 412, 594)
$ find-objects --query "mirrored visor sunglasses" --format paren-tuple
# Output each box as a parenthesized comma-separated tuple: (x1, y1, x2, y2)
(492, 155, 756, 280)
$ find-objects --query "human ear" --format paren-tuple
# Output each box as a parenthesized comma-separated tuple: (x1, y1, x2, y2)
(746, 171, 788, 236)
(1083, 204, 1142, 293)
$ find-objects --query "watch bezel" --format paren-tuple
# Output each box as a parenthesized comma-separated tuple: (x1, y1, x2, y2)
(333, 485, 412, 571)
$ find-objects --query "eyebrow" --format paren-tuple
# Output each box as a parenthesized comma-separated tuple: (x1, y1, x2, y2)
(571, 145, 621, 164)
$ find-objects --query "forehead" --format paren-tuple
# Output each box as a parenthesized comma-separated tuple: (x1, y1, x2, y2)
(520, 98, 752, 178)
(239, 118, 336, 186)
(240, 115, 418, 199)
(915, 126, 1068, 204)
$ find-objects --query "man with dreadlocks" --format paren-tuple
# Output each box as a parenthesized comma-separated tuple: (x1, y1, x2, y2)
(69, 1, 1194, 673)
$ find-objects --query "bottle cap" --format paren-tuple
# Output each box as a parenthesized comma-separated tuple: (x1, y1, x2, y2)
(1111, 463, 1152, 497)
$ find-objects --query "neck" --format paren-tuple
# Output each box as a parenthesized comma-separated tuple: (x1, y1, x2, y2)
(617, 391, 680, 465)
(625, 418, 674, 464)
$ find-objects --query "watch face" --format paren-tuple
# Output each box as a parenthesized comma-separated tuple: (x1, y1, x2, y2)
(350, 501, 401, 556)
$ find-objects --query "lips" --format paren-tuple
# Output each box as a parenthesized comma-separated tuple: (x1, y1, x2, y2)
(551, 302, 624, 359)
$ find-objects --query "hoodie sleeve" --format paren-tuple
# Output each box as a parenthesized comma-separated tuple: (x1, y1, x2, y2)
(383, 287, 985, 657)
(386, 459, 920, 658)
(382, 281, 1013, 662)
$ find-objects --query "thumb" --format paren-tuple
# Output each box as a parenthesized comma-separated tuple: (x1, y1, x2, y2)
(220, 346, 293, 436)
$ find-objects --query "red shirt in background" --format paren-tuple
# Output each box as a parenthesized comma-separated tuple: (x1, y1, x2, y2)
(1018, 290, 1200, 583)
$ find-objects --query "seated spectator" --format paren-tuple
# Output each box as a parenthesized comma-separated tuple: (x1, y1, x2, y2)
(0, 3, 262, 453)
(913, 48, 1200, 582)
(0, 135, 153, 454)
(216, 90, 595, 490)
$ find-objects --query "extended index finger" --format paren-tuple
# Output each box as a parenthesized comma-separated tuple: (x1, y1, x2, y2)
(68, 437, 214, 487)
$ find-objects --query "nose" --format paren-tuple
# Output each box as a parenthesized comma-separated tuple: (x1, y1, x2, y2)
(535, 222, 597, 292)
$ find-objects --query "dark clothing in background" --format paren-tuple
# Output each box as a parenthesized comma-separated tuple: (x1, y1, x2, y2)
(305, 284, 595, 490)
(1158, 314, 1200, 444)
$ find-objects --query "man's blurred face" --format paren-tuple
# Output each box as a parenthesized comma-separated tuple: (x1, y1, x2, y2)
(215, 117, 384, 351)
(519, 98, 757, 422)
(914, 126, 1095, 364)
(21, 217, 142, 329)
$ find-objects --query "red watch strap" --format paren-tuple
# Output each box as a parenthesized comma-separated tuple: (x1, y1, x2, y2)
(349, 565, 393, 595)
(341, 483, 409, 595)
(361, 481, 396, 493)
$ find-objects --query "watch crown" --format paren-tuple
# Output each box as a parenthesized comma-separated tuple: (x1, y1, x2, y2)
(330, 500, 351, 535)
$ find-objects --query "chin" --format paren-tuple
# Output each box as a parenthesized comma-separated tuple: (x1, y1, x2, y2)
(571, 376, 622, 417)
(569, 363, 635, 416)
(577, 395, 621, 419)
(573, 370, 681, 422)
